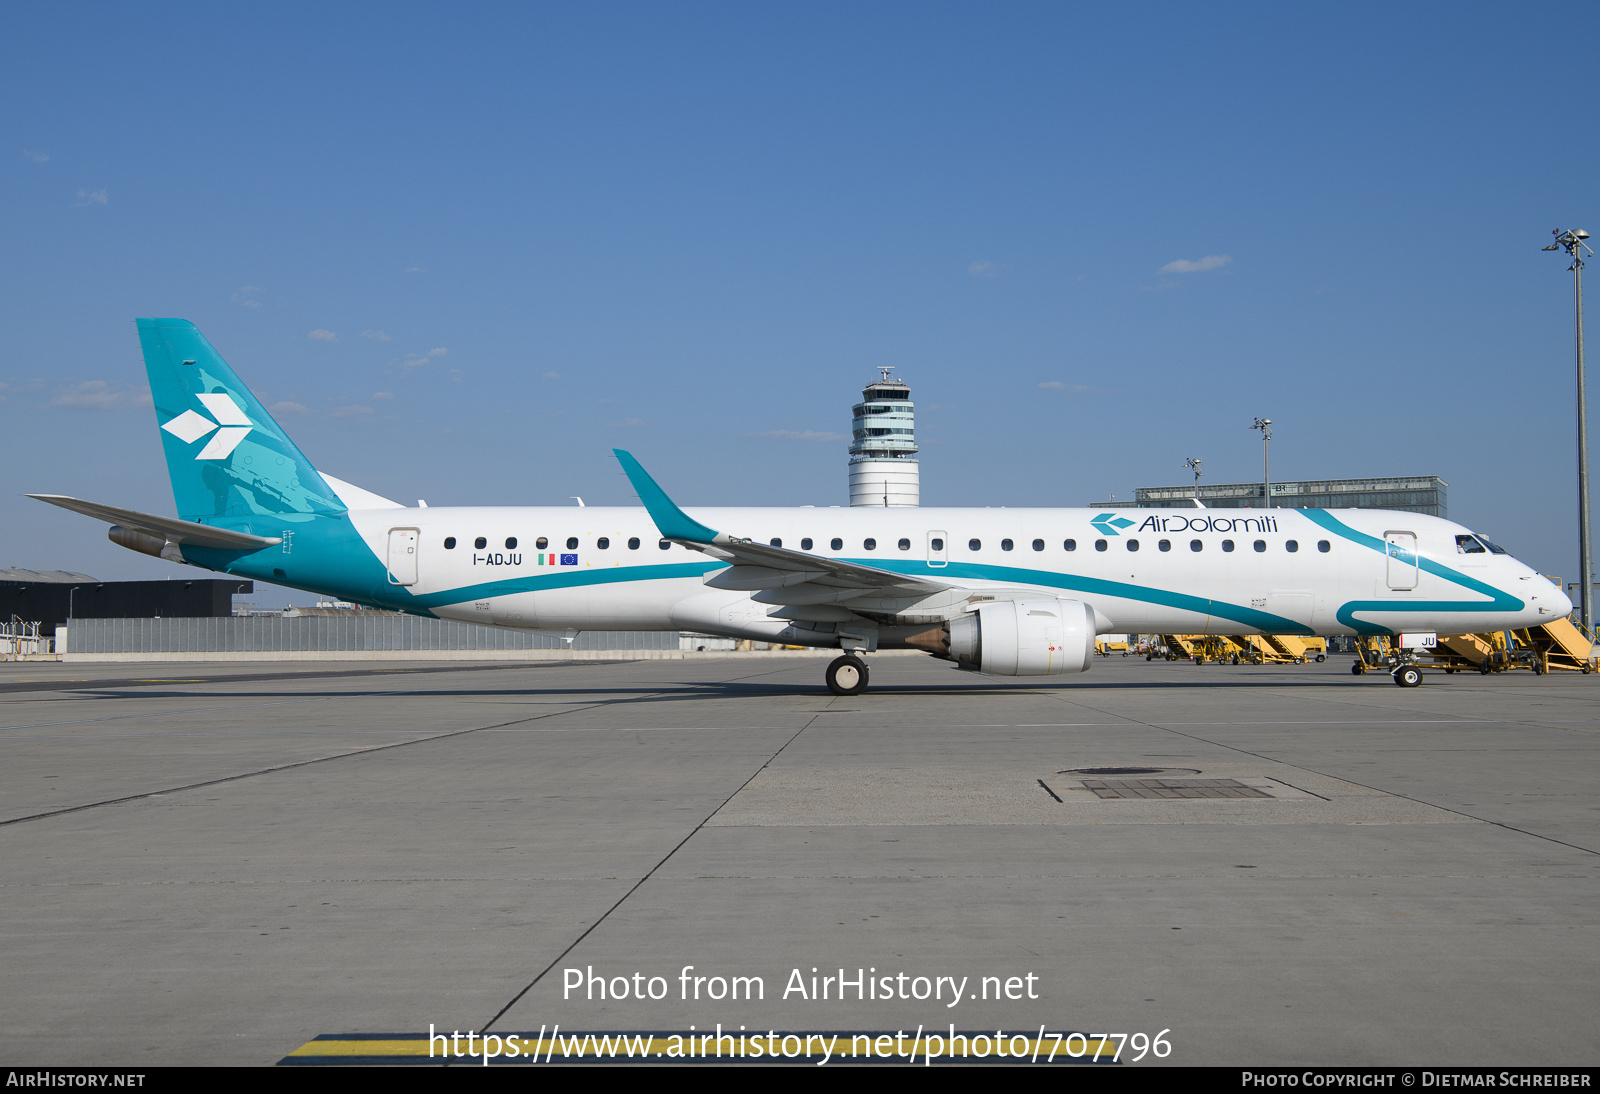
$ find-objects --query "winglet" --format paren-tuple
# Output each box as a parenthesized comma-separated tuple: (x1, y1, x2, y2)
(613, 449, 721, 543)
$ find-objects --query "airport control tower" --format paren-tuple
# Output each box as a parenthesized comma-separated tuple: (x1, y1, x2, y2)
(848, 368, 920, 506)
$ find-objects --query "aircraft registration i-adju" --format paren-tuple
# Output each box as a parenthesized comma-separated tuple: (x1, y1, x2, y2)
(31, 320, 1572, 694)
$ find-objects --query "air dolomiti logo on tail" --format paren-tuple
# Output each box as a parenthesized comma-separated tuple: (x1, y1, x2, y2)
(161, 393, 253, 460)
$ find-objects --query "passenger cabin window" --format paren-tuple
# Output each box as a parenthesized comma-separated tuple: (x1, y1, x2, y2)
(659, 539, 671, 550)
(628, 537, 640, 550)
(930, 538, 943, 551)
(597, 537, 609, 549)
(1158, 539, 1171, 552)
(1063, 539, 1076, 551)
(1286, 540, 1299, 553)
(898, 538, 911, 551)
(864, 538, 877, 551)
(1253, 540, 1266, 552)
(506, 537, 518, 549)
(474, 537, 487, 550)
(1190, 539, 1203, 552)
(770, 538, 782, 547)
(444, 537, 456, 549)
(830, 538, 843, 551)
(1126, 539, 1139, 552)
(1222, 540, 1235, 552)
(801, 538, 814, 550)
(1456, 535, 1486, 554)
(1318, 540, 1331, 553)
(536, 537, 548, 550)
(566, 537, 579, 550)
(968, 539, 981, 551)
(1095, 540, 1107, 552)
(1032, 539, 1044, 551)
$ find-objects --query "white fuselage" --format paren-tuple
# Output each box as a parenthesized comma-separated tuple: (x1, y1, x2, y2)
(343, 504, 1567, 644)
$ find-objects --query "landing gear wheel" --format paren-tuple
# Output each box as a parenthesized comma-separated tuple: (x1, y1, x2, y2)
(825, 655, 869, 696)
(1394, 666, 1423, 688)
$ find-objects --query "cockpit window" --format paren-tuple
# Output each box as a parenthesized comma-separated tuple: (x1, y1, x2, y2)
(1464, 533, 1509, 555)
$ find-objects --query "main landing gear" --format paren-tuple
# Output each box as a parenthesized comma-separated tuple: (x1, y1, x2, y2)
(825, 654, 869, 696)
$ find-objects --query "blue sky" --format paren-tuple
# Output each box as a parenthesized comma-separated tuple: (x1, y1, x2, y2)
(4, 2, 1597, 604)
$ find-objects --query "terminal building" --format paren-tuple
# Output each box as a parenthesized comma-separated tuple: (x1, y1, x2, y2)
(1091, 475, 1448, 517)
(848, 368, 919, 507)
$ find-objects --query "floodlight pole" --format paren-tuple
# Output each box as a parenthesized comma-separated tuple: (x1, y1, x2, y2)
(1546, 229, 1594, 633)
(1185, 457, 1203, 501)
(1250, 418, 1273, 507)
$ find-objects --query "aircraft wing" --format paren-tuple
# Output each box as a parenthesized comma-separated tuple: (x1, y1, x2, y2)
(27, 494, 283, 550)
(613, 450, 950, 604)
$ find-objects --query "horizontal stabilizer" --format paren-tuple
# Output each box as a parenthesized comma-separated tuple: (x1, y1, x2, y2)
(27, 494, 282, 550)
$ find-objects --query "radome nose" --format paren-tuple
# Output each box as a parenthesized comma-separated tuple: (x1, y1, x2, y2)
(1551, 584, 1574, 618)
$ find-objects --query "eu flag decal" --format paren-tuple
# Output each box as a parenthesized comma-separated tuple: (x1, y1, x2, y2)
(560, 554, 578, 566)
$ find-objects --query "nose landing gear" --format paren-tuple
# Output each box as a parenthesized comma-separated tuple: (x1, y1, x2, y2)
(825, 654, 870, 696)
(1393, 665, 1423, 688)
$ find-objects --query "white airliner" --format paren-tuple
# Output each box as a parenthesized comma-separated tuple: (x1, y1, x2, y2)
(31, 319, 1571, 694)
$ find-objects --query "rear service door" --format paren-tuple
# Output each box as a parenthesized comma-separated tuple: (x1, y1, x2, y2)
(387, 528, 419, 586)
(1385, 531, 1418, 590)
(927, 530, 948, 568)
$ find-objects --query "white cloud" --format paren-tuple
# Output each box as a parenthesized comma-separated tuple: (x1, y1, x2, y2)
(361, 330, 392, 342)
(427, 347, 448, 357)
(308, 329, 339, 342)
(1038, 381, 1064, 390)
(232, 287, 264, 309)
(968, 260, 1009, 278)
(372, 391, 395, 400)
(542, 371, 561, 381)
(269, 400, 309, 415)
(1159, 254, 1232, 274)
(403, 265, 425, 274)
(746, 429, 848, 443)
(22, 149, 48, 163)
(610, 417, 645, 428)
(399, 356, 430, 372)
(51, 381, 151, 410)
(75, 189, 107, 207)
(330, 404, 375, 418)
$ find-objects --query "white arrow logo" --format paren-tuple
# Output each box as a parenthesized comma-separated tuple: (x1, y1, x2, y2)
(161, 393, 253, 460)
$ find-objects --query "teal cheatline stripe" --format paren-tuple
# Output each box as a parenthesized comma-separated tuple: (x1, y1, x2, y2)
(1300, 509, 1523, 634)
(613, 450, 720, 543)
(394, 556, 1310, 634)
(407, 561, 724, 609)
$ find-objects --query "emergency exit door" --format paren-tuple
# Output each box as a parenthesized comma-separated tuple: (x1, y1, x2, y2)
(387, 528, 419, 586)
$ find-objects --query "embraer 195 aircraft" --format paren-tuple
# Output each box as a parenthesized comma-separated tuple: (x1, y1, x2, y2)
(33, 319, 1572, 694)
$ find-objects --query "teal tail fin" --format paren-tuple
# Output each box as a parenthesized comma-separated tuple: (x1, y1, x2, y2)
(137, 319, 346, 524)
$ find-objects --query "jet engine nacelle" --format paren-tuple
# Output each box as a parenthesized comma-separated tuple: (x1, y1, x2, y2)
(945, 598, 1096, 676)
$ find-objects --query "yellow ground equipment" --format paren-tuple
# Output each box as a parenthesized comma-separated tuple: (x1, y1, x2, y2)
(1228, 634, 1328, 665)
(1384, 621, 1593, 676)
(1516, 618, 1595, 674)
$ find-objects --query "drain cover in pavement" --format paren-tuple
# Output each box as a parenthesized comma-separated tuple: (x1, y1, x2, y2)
(1080, 777, 1272, 800)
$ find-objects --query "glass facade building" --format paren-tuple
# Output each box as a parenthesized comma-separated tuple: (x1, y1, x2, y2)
(1090, 476, 1448, 517)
